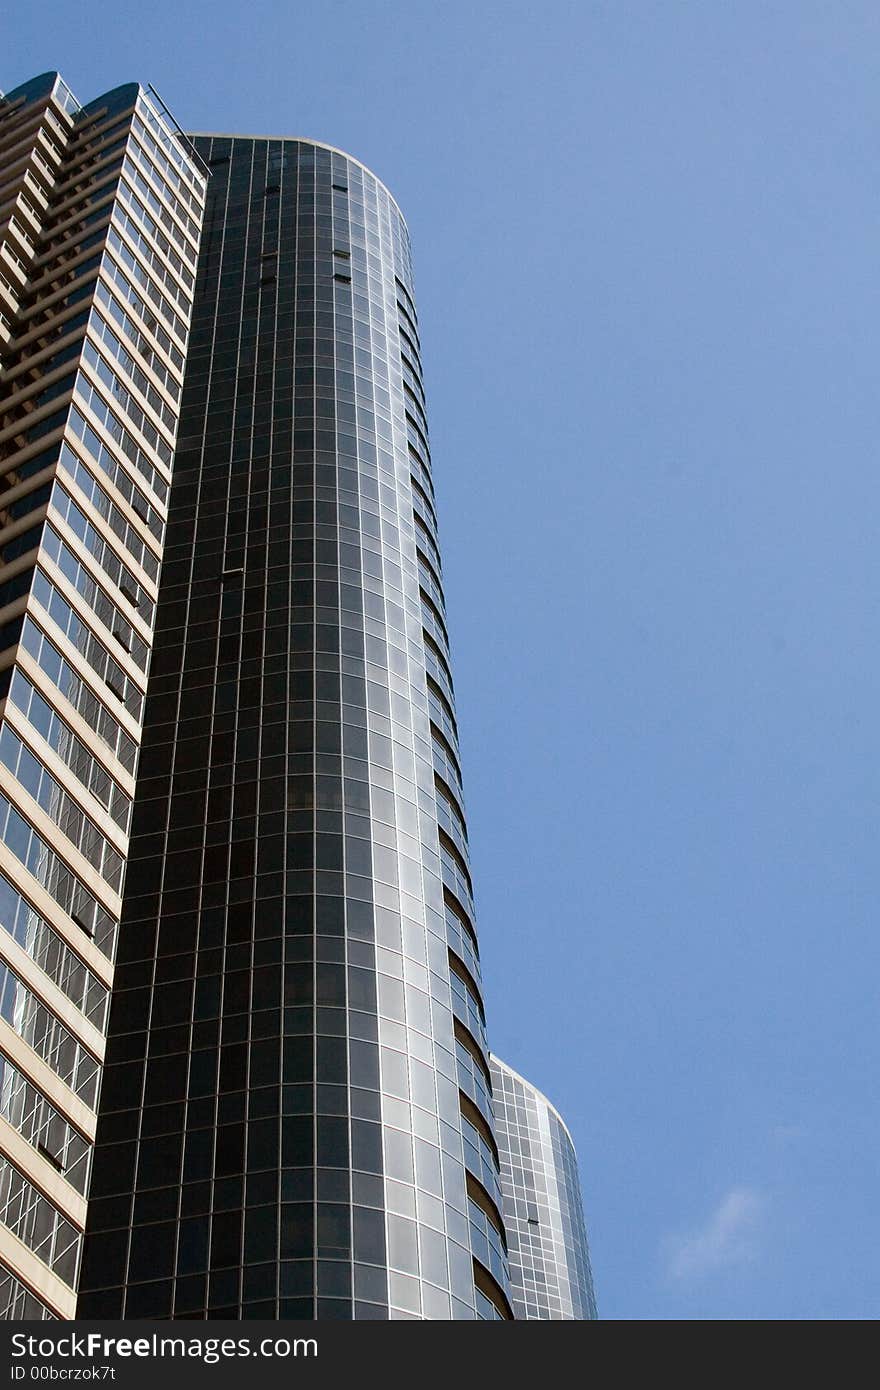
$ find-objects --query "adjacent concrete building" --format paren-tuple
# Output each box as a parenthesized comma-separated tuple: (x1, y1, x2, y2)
(0, 72, 205, 1318)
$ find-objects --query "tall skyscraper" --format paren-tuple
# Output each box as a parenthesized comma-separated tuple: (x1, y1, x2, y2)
(76, 132, 514, 1322)
(490, 1057, 597, 1320)
(2, 71, 597, 1324)
(0, 72, 205, 1319)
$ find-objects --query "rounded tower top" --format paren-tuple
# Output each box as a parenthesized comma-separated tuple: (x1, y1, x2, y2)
(187, 131, 407, 226)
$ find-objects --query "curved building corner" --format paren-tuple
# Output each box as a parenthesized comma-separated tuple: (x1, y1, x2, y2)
(490, 1056, 598, 1320)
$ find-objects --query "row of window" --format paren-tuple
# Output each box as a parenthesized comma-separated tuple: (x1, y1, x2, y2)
(124, 134, 202, 239)
(113, 192, 193, 314)
(468, 1197, 509, 1294)
(443, 900, 481, 989)
(103, 233, 188, 347)
(0, 789, 117, 957)
(435, 781, 470, 863)
(431, 731, 463, 803)
(87, 1104, 467, 1209)
(427, 682, 459, 757)
(0, 865, 110, 1028)
(476, 1285, 508, 1320)
(449, 965, 487, 1058)
(0, 724, 125, 893)
(88, 306, 179, 430)
(73, 371, 169, 507)
(409, 466, 438, 534)
(50, 482, 153, 624)
(116, 169, 194, 292)
(0, 960, 100, 1105)
(417, 551, 445, 620)
(412, 508, 441, 576)
(41, 525, 149, 672)
(121, 151, 198, 260)
(85, 1197, 467, 1296)
(132, 99, 206, 200)
(80, 341, 174, 470)
(419, 588, 450, 656)
(8, 669, 131, 832)
(32, 568, 144, 721)
(68, 405, 165, 543)
(0, 1263, 52, 1320)
(456, 1039, 494, 1138)
(461, 1116, 504, 1216)
(439, 836, 474, 923)
(20, 615, 139, 776)
(95, 253, 185, 375)
(0, 1052, 91, 1192)
(0, 1157, 80, 1284)
(58, 441, 160, 585)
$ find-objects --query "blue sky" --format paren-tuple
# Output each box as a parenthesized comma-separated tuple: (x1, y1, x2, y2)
(7, 0, 878, 1320)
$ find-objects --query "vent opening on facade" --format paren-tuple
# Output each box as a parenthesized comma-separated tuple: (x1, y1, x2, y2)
(36, 1142, 64, 1173)
(70, 911, 93, 937)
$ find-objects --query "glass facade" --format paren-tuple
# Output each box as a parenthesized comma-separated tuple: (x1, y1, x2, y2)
(490, 1057, 597, 1320)
(3, 80, 596, 1323)
(0, 72, 205, 1317)
(77, 135, 512, 1321)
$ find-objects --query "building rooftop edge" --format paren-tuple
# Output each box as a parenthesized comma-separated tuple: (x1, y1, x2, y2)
(186, 132, 407, 226)
(489, 1053, 577, 1147)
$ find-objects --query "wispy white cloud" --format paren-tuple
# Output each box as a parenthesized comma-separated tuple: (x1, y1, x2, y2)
(666, 1188, 764, 1281)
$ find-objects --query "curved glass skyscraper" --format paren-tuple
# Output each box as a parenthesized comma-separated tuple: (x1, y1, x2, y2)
(490, 1057, 597, 1320)
(77, 135, 513, 1320)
